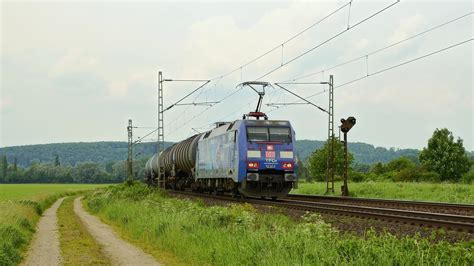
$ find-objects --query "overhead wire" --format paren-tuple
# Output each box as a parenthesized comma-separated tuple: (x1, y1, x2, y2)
(166, 86, 244, 137)
(254, 0, 400, 81)
(269, 38, 473, 112)
(133, 128, 158, 145)
(334, 38, 473, 89)
(208, 0, 352, 81)
(283, 11, 473, 82)
(163, 0, 400, 140)
(168, 1, 399, 131)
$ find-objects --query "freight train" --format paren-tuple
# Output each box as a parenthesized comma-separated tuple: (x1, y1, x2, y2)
(144, 113, 298, 198)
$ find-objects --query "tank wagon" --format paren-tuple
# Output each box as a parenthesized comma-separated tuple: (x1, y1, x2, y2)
(145, 117, 298, 198)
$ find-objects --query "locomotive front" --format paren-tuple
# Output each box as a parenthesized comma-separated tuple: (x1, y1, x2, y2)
(237, 120, 297, 198)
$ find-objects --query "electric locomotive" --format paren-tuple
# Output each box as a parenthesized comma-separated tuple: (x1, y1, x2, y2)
(145, 82, 298, 198)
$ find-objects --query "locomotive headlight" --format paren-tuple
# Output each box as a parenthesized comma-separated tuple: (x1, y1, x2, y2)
(282, 162, 294, 170)
(247, 162, 259, 169)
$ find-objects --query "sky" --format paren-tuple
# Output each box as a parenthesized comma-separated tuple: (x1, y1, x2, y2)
(1, 0, 473, 151)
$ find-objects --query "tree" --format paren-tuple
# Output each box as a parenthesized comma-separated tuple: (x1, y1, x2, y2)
(308, 137, 353, 181)
(54, 155, 60, 167)
(419, 128, 471, 181)
(13, 157, 18, 172)
(1, 155, 7, 181)
(296, 159, 310, 182)
(386, 157, 416, 172)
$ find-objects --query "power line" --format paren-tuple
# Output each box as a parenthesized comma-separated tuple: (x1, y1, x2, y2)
(270, 38, 473, 111)
(166, 87, 244, 138)
(274, 83, 328, 113)
(284, 11, 473, 82)
(163, 1, 399, 139)
(162, 80, 211, 112)
(209, 1, 352, 81)
(334, 38, 473, 89)
(134, 128, 158, 145)
(267, 89, 327, 114)
(255, 0, 400, 80)
(134, 126, 157, 129)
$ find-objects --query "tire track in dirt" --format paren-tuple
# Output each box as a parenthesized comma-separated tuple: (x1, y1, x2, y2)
(23, 197, 65, 266)
(73, 197, 160, 266)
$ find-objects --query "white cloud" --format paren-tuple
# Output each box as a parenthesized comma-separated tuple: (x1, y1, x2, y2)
(388, 14, 425, 44)
(107, 81, 128, 98)
(49, 49, 99, 78)
(0, 96, 13, 112)
(354, 38, 369, 50)
(1, 1, 472, 150)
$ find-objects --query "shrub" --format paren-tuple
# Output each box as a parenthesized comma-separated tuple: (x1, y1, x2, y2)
(461, 171, 474, 184)
(0, 225, 26, 265)
(350, 171, 365, 182)
(387, 157, 416, 172)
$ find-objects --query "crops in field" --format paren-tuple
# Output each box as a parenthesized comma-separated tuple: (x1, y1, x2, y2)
(293, 181, 474, 204)
(0, 184, 107, 265)
(86, 184, 473, 265)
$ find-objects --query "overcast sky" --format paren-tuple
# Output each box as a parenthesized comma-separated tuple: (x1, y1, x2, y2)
(1, 0, 473, 151)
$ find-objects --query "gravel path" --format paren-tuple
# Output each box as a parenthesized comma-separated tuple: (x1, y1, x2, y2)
(73, 197, 160, 266)
(23, 197, 65, 266)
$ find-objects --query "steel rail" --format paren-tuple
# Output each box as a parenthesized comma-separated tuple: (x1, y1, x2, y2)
(287, 194, 474, 214)
(168, 191, 474, 233)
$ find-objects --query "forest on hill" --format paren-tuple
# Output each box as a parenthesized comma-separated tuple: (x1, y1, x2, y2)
(1, 128, 472, 184)
(0, 140, 422, 168)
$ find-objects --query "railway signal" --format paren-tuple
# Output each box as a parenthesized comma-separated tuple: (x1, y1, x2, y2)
(340, 116, 356, 196)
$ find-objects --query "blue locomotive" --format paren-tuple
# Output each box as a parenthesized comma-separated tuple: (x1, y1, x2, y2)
(145, 115, 298, 198)
(145, 81, 298, 198)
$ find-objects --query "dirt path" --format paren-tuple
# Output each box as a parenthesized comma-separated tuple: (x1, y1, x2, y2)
(23, 197, 65, 266)
(73, 197, 160, 266)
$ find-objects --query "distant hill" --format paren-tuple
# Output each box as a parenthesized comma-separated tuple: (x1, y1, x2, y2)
(294, 140, 420, 165)
(0, 142, 171, 168)
(1, 140, 425, 168)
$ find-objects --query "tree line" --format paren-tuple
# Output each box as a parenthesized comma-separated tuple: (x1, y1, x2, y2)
(298, 128, 473, 184)
(0, 154, 149, 184)
(1, 128, 472, 184)
(0, 140, 440, 169)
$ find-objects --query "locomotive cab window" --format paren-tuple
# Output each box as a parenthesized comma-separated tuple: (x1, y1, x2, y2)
(247, 127, 268, 142)
(247, 126, 292, 142)
(269, 127, 291, 142)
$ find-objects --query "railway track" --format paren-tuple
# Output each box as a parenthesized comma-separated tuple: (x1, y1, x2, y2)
(169, 191, 474, 233)
(287, 194, 474, 216)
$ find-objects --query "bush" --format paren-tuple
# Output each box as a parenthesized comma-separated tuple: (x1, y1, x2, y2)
(0, 225, 26, 265)
(387, 157, 416, 172)
(461, 171, 474, 184)
(420, 171, 441, 182)
(394, 167, 421, 182)
(349, 171, 365, 182)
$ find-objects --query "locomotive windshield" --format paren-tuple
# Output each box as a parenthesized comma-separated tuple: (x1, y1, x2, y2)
(247, 126, 291, 142)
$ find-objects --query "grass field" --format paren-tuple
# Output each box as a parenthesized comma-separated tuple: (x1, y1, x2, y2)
(292, 181, 474, 204)
(0, 184, 108, 265)
(0, 184, 109, 201)
(86, 183, 473, 265)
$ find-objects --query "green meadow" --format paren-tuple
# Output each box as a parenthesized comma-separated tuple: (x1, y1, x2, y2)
(0, 184, 109, 201)
(0, 184, 107, 265)
(86, 183, 473, 265)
